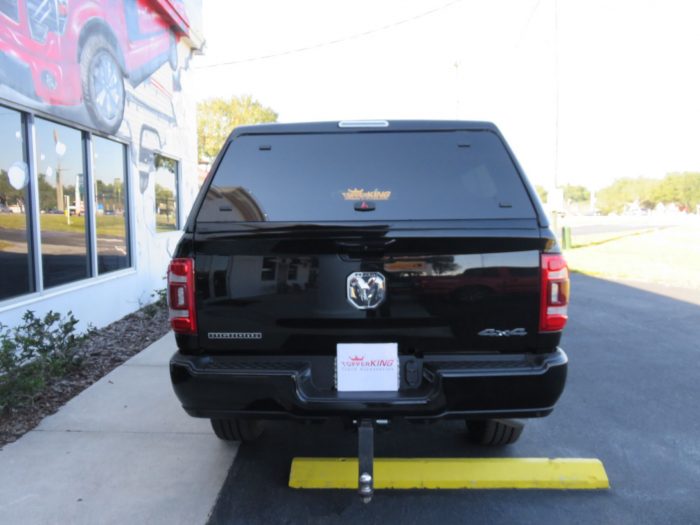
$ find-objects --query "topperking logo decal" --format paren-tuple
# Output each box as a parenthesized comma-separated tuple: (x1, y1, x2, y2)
(339, 354, 396, 370)
(342, 188, 392, 201)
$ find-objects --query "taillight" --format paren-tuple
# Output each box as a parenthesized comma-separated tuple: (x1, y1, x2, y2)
(167, 258, 197, 334)
(539, 253, 569, 332)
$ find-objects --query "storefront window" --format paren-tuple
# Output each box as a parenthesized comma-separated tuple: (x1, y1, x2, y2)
(0, 107, 32, 300)
(154, 154, 178, 232)
(1, 107, 136, 301)
(35, 118, 88, 288)
(93, 136, 129, 274)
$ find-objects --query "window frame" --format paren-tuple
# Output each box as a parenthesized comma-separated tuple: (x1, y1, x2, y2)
(0, 105, 134, 308)
(0, 107, 35, 301)
(88, 133, 132, 275)
(152, 152, 181, 233)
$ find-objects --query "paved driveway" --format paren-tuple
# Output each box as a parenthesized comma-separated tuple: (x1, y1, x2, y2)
(207, 274, 700, 525)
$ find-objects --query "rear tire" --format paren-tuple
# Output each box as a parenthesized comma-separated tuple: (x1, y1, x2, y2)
(210, 418, 264, 442)
(466, 419, 524, 446)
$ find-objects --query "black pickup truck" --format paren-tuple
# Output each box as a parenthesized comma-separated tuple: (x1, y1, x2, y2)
(168, 120, 569, 449)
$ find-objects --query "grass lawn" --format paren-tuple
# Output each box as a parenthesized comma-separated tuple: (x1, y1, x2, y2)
(156, 214, 177, 233)
(565, 225, 700, 289)
(0, 213, 125, 237)
(569, 228, 661, 248)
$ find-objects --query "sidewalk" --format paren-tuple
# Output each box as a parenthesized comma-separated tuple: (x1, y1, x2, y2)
(0, 332, 237, 525)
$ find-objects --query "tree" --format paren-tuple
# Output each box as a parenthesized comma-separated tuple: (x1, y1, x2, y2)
(0, 170, 24, 208)
(563, 184, 590, 203)
(596, 177, 660, 214)
(197, 95, 278, 162)
(534, 185, 548, 203)
(595, 173, 700, 214)
(37, 173, 57, 211)
(652, 172, 700, 211)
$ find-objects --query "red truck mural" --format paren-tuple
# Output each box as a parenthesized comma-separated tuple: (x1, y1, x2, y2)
(0, 0, 191, 133)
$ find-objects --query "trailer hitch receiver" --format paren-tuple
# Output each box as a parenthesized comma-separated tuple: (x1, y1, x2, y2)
(357, 419, 374, 503)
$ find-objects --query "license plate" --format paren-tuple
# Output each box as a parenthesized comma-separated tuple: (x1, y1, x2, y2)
(336, 343, 399, 392)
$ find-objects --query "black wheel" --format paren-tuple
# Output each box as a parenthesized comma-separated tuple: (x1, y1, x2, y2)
(80, 35, 125, 134)
(210, 418, 264, 442)
(466, 419, 524, 446)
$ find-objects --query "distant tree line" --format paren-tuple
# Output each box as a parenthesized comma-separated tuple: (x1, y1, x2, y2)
(596, 172, 700, 214)
(2, 171, 123, 213)
(535, 173, 700, 215)
(534, 184, 590, 206)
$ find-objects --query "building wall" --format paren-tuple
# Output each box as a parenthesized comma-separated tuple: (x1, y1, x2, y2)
(0, 0, 203, 331)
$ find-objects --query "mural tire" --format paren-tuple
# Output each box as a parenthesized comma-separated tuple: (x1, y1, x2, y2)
(80, 35, 125, 135)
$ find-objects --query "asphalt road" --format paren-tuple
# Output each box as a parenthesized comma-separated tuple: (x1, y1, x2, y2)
(568, 223, 657, 236)
(207, 274, 700, 525)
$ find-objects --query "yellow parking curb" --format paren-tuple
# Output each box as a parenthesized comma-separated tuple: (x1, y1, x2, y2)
(289, 457, 609, 490)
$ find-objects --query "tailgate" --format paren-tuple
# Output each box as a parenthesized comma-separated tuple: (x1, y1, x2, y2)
(194, 222, 543, 355)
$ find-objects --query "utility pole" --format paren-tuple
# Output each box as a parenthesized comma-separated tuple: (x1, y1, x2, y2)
(554, 0, 560, 192)
(552, 0, 561, 238)
(453, 60, 460, 119)
(53, 129, 65, 212)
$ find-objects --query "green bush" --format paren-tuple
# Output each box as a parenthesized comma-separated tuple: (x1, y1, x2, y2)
(0, 310, 83, 414)
(143, 287, 167, 318)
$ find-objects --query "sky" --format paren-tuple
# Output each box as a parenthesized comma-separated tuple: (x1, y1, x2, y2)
(190, 0, 700, 191)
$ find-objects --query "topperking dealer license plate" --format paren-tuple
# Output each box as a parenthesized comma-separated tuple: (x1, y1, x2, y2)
(336, 343, 399, 392)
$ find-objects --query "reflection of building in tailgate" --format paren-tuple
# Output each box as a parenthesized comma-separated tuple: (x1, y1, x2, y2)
(0, 0, 204, 330)
(199, 255, 317, 300)
(199, 187, 266, 222)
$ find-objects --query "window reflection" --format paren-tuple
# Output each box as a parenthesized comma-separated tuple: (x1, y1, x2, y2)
(0, 107, 33, 300)
(35, 118, 88, 288)
(154, 154, 178, 232)
(93, 137, 128, 274)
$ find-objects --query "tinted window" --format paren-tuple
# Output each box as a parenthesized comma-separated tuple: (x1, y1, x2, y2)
(0, 106, 33, 300)
(0, 0, 18, 20)
(35, 118, 88, 288)
(198, 131, 535, 222)
(27, 0, 59, 41)
(93, 137, 129, 274)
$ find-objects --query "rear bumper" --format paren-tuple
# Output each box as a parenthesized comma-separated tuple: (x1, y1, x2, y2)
(170, 349, 567, 420)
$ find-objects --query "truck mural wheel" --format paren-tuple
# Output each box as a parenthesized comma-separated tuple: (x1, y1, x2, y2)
(80, 35, 125, 134)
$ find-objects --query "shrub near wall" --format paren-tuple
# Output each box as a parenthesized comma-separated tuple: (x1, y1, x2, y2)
(0, 311, 85, 413)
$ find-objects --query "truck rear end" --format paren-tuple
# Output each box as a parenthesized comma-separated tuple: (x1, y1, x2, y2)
(169, 121, 569, 443)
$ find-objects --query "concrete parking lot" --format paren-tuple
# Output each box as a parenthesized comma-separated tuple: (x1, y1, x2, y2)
(1, 274, 698, 524)
(207, 274, 700, 525)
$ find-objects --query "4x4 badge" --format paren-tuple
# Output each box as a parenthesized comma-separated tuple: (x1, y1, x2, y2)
(347, 272, 386, 310)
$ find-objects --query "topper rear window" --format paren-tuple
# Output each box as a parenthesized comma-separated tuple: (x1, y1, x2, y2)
(197, 131, 535, 222)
